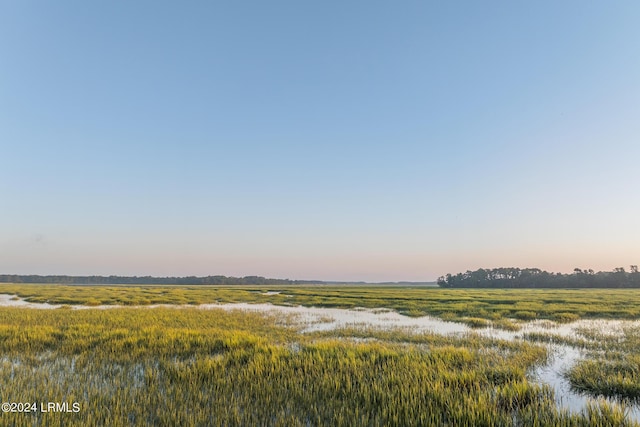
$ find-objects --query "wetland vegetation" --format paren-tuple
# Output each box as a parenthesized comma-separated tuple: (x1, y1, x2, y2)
(565, 325, 640, 401)
(0, 284, 639, 426)
(3, 284, 640, 323)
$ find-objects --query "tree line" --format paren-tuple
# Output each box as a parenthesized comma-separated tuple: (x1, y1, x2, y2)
(0, 275, 323, 285)
(437, 266, 640, 288)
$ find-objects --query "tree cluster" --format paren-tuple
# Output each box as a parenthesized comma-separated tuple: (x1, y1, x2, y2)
(437, 266, 640, 288)
(0, 275, 322, 285)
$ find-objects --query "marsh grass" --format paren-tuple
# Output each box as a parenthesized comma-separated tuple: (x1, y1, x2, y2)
(2, 285, 640, 425)
(566, 326, 640, 402)
(0, 307, 635, 426)
(568, 359, 640, 399)
(491, 318, 522, 331)
(461, 317, 491, 328)
(522, 333, 592, 348)
(4, 285, 640, 323)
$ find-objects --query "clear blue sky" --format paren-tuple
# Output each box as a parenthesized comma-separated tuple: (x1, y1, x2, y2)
(2, 1, 639, 281)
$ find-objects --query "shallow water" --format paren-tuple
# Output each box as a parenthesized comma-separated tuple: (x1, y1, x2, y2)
(531, 344, 640, 422)
(199, 302, 472, 334)
(0, 294, 61, 309)
(532, 345, 585, 411)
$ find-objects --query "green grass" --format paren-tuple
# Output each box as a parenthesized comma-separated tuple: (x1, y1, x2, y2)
(2, 284, 640, 424)
(0, 306, 635, 426)
(568, 359, 640, 399)
(4, 284, 640, 323)
(565, 326, 640, 401)
(461, 317, 492, 328)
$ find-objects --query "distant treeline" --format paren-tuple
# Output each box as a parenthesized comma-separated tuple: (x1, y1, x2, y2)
(0, 275, 323, 285)
(437, 266, 640, 288)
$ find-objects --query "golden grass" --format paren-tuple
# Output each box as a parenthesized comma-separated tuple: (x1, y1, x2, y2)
(0, 305, 636, 426)
(3, 284, 640, 324)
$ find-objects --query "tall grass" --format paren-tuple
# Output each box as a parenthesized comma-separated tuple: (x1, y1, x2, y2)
(0, 307, 636, 426)
(4, 284, 640, 323)
(566, 326, 640, 402)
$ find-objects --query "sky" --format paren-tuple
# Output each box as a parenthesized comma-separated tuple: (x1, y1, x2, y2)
(1, 1, 639, 281)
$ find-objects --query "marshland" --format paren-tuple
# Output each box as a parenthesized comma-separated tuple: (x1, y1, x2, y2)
(1, 284, 639, 426)
(5, 0, 639, 425)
